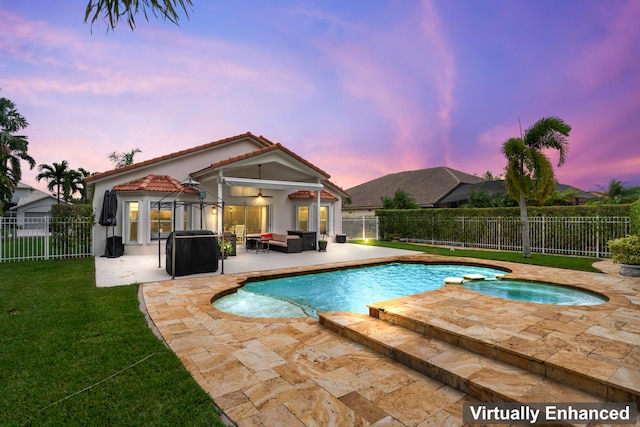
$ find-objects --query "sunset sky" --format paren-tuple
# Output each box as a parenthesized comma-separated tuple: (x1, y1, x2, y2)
(1, 0, 639, 194)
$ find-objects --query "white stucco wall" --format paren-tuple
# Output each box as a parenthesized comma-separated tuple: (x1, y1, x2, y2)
(89, 136, 344, 256)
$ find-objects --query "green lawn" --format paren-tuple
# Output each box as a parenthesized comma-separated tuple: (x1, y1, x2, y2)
(0, 258, 226, 427)
(353, 240, 601, 272)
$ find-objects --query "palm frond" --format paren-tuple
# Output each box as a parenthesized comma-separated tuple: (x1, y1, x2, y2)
(85, 0, 193, 31)
(523, 116, 571, 166)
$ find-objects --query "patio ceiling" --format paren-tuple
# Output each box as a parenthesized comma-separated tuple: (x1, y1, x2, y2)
(222, 177, 323, 192)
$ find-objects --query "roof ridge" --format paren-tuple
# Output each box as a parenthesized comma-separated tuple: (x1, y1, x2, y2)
(85, 132, 265, 183)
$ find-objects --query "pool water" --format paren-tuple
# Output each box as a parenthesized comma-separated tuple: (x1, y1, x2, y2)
(463, 279, 608, 306)
(212, 263, 608, 319)
(213, 263, 506, 318)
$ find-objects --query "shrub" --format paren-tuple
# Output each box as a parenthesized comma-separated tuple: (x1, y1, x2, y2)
(50, 204, 95, 257)
(608, 235, 640, 265)
(630, 199, 640, 236)
(51, 203, 94, 220)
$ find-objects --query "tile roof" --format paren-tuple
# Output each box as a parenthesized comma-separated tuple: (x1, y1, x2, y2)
(194, 143, 331, 179)
(113, 175, 200, 194)
(288, 189, 339, 201)
(85, 132, 271, 183)
(346, 166, 485, 209)
(438, 180, 596, 206)
(323, 180, 350, 198)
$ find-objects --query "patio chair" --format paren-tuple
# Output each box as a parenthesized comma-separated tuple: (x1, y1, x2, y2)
(234, 224, 245, 244)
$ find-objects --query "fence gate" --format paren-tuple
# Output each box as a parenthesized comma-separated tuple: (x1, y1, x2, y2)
(342, 216, 379, 241)
(0, 216, 94, 262)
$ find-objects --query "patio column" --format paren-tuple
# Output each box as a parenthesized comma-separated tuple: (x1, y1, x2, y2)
(316, 187, 321, 242)
(217, 176, 224, 233)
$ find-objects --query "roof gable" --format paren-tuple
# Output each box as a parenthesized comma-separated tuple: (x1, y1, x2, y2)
(192, 142, 331, 180)
(12, 189, 60, 208)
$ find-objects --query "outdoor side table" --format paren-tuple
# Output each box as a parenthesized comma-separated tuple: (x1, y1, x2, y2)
(256, 238, 270, 253)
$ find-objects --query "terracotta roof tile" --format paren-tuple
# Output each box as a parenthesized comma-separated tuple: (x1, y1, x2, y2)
(113, 175, 200, 194)
(288, 189, 339, 201)
(323, 180, 350, 198)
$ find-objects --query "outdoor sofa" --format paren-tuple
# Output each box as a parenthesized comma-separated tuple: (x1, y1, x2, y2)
(247, 233, 303, 253)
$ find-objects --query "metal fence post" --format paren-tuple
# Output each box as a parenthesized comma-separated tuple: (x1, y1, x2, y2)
(44, 216, 50, 260)
(595, 216, 600, 258)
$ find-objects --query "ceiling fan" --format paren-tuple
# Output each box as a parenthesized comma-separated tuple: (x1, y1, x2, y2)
(252, 164, 272, 198)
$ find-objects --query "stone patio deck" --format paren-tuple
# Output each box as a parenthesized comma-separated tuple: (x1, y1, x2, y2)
(142, 254, 640, 426)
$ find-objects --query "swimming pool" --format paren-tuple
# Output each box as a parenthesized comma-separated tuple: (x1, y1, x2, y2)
(213, 263, 506, 318)
(212, 263, 607, 319)
(463, 279, 608, 305)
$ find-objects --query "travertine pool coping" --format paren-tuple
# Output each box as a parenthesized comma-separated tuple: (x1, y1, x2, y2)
(142, 254, 640, 426)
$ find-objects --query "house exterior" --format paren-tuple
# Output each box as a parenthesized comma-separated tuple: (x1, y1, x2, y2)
(84, 133, 348, 256)
(436, 180, 596, 207)
(344, 167, 484, 216)
(8, 182, 61, 225)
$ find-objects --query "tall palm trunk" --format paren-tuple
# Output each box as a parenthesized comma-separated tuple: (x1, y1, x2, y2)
(519, 193, 531, 258)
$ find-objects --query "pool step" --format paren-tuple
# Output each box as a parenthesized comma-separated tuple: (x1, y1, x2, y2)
(319, 312, 606, 406)
(366, 305, 640, 406)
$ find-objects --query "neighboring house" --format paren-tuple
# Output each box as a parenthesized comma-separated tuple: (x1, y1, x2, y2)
(437, 180, 596, 207)
(8, 183, 61, 226)
(344, 167, 484, 216)
(10, 182, 34, 206)
(84, 132, 349, 256)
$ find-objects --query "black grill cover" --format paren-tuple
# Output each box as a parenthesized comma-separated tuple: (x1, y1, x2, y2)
(166, 230, 218, 276)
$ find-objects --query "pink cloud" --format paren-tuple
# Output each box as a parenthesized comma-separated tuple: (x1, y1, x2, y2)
(314, 2, 458, 176)
(420, 0, 456, 163)
(570, 1, 640, 91)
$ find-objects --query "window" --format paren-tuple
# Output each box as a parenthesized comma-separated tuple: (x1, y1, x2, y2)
(320, 206, 328, 235)
(150, 202, 173, 240)
(296, 206, 308, 231)
(126, 201, 139, 243)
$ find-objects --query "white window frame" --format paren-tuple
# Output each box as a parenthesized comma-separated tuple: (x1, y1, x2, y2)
(296, 205, 309, 231)
(319, 205, 328, 235)
(125, 200, 141, 244)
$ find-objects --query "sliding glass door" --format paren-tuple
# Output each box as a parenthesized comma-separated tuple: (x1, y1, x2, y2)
(224, 205, 270, 235)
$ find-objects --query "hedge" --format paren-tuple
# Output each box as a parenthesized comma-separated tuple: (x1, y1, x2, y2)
(50, 204, 95, 256)
(377, 205, 632, 252)
(631, 200, 640, 236)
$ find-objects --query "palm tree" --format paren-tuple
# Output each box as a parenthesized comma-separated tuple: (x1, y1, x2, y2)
(84, 0, 192, 31)
(108, 148, 141, 168)
(36, 161, 72, 203)
(0, 96, 36, 211)
(64, 168, 84, 202)
(502, 117, 571, 257)
(589, 179, 640, 204)
(76, 167, 94, 203)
